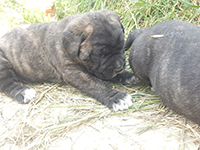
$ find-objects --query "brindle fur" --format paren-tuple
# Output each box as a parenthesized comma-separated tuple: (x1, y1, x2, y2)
(0, 10, 135, 111)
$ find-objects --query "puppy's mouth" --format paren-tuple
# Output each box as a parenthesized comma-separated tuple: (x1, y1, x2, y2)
(113, 63, 125, 74)
(94, 61, 126, 80)
(87, 52, 126, 80)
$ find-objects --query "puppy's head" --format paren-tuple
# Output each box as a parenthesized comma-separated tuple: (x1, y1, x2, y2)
(62, 10, 125, 80)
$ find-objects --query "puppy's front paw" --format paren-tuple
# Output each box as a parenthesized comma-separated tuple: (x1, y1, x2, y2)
(111, 71, 141, 85)
(107, 92, 133, 111)
(121, 74, 141, 85)
(112, 94, 133, 111)
(16, 88, 36, 104)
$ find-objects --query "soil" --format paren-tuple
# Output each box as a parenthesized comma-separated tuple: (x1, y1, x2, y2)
(0, 84, 199, 150)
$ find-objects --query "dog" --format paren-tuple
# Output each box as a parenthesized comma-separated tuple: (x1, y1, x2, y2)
(0, 10, 136, 111)
(126, 20, 200, 124)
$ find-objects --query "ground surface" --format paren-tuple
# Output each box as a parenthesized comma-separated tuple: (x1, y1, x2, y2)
(0, 83, 200, 150)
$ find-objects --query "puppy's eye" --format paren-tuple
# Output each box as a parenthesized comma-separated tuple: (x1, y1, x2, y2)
(102, 48, 109, 54)
(91, 53, 103, 61)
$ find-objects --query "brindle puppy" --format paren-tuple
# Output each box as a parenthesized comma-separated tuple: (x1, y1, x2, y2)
(0, 10, 136, 111)
(126, 20, 200, 124)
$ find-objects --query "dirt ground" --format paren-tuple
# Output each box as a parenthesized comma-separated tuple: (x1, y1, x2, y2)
(49, 114, 199, 150)
(0, 83, 200, 150)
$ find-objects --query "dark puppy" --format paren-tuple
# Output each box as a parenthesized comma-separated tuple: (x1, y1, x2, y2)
(126, 20, 200, 124)
(0, 10, 135, 111)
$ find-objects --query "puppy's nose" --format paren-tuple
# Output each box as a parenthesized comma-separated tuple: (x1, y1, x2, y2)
(114, 66, 124, 73)
(114, 61, 125, 73)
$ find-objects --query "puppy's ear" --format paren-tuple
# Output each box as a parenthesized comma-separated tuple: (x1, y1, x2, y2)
(62, 26, 83, 59)
(110, 16, 124, 34)
(105, 10, 124, 33)
(124, 31, 135, 51)
(124, 28, 146, 51)
(62, 24, 93, 60)
(78, 25, 94, 60)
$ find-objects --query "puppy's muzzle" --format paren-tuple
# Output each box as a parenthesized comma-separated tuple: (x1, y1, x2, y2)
(95, 53, 126, 80)
(113, 59, 125, 74)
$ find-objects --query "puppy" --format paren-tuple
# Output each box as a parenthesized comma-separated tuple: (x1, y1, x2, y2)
(0, 10, 135, 111)
(126, 20, 200, 124)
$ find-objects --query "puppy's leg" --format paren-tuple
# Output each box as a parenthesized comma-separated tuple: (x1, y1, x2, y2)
(110, 71, 141, 85)
(63, 66, 133, 111)
(0, 54, 35, 103)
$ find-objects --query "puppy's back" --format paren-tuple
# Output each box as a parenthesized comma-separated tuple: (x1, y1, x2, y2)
(127, 20, 200, 125)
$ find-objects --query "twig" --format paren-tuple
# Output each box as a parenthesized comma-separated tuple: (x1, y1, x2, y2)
(26, 84, 60, 117)
(187, 124, 200, 138)
(179, 119, 186, 150)
(31, 83, 60, 105)
(44, 109, 106, 130)
(138, 110, 173, 135)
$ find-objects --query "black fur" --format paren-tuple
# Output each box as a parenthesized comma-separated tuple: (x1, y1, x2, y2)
(126, 20, 200, 124)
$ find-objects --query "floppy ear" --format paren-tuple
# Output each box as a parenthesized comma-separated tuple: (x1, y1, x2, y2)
(124, 28, 146, 51)
(62, 26, 83, 60)
(78, 25, 94, 60)
(124, 31, 135, 51)
(62, 24, 93, 60)
(104, 10, 124, 33)
(110, 16, 124, 33)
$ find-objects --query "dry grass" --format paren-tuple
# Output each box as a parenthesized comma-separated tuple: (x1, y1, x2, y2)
(0, 83, 200, 149)
(0, 83, 109, 149)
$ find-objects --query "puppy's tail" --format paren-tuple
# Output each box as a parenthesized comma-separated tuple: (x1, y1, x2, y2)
(124, 28, 146, 51)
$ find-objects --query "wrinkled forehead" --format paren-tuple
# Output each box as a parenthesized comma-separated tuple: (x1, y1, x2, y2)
(89, 10, 123, 34)
(82, 10, 124, 51)
(91, 32, 124, 50)
(90, 23, 124, 49)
